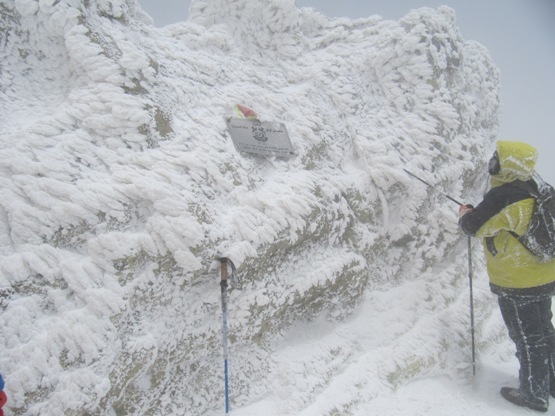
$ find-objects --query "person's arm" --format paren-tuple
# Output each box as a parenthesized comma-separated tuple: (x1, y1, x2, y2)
(459, 185, 530, 237)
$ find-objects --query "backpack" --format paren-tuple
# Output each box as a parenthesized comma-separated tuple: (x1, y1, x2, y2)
(510, 174, 555, 263)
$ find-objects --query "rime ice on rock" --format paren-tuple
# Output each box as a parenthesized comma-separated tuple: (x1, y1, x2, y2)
(0, 0, 500, 415)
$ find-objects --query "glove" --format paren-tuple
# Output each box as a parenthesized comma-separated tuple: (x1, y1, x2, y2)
(0, 390, 6, 416)
(0, 373, 6, 416)
(459, 204, 474, 217)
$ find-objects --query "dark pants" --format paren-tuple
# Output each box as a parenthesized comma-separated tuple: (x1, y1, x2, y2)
(498, 294, 555, 400)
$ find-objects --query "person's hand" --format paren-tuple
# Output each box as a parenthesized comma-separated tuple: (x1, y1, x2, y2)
(459, 204, 474, 217)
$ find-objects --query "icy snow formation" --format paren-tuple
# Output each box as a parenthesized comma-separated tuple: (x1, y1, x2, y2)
(0, 0, 502, 415)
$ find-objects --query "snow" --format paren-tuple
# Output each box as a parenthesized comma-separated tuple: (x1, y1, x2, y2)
(0, 0, 537, 415)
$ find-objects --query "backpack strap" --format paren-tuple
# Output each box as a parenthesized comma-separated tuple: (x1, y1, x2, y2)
(505, 179, 538, 241)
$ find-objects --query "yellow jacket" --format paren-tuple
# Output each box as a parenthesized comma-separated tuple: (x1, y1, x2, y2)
(460, 141, 555, 291)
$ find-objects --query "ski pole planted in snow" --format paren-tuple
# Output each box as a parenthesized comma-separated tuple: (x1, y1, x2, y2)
(467, 236, 476, 376)
(403, 168, 476, 375)
(218, 257, 238, 415)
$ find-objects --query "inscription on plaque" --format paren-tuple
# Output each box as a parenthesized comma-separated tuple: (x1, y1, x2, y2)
(225, 117, 294, 158)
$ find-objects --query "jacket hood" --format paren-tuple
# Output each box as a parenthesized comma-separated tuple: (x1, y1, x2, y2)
(490, 140, 537, 187)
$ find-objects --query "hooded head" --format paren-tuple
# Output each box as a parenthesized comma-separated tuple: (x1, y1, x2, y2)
(489, 140, 537, 187)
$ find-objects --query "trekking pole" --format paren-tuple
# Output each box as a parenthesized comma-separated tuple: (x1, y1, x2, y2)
(218, 257, 232, 415)
(403, 168, 476, 375)
(403, 168, 463, 206)
(467, 236, 476, 376)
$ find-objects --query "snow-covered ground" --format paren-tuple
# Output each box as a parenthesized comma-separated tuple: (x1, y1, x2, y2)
(0, 0, 538, 415)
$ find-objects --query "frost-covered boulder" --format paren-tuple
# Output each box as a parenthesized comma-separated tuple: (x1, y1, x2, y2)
(0, 0, 499, 414)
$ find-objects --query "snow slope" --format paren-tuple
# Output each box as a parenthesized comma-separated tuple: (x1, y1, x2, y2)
(0, 0, 529, 414)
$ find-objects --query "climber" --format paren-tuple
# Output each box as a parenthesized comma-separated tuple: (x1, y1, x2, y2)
(458, 141, 555, 412)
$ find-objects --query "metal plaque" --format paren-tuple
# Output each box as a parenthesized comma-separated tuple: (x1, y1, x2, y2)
(225, 117, 294, 158)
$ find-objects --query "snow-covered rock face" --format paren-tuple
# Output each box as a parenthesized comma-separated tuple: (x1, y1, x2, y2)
(0, 0, 500, 414)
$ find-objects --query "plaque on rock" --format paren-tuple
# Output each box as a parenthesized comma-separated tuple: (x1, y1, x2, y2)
(225, 117, 295, 158)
